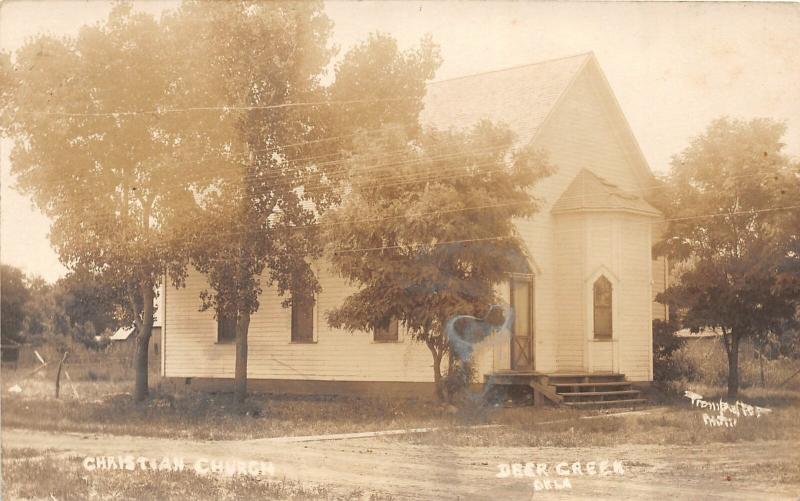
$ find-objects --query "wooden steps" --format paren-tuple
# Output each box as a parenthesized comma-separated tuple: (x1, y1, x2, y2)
(485, 371, 646, 407)
(549, 373, 625, 383)
(563, 398, 647, 407)
(551, 375, 643, 406)
(558, 390, 640, 397)
(552, 381, 631, 388)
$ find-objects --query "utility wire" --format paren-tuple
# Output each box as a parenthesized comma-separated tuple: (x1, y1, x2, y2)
(17, 96, 418, 118)
(46, 160, 793, 234)
(78, 202, 800, 273)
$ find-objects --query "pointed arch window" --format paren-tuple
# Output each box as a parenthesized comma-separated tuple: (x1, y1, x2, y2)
(593, 276, 613, 340)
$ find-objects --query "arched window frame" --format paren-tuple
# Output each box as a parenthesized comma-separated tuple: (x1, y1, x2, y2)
(584, 266, 619, 343)
(592, 276, 613, 340)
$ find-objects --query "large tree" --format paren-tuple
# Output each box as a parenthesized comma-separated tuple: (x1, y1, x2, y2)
(656, 117, 800, 398)
(181, 8, 441, 403)
(2, 4, 199, 400)
(325, 122, 552, 400)
(173, 1, 336, 404)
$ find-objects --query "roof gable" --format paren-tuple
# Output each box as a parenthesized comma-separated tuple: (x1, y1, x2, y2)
(551, 168, 661, 216)
(421, 53, 657, 189)
(561, 57, 657, 187)
(421, 53, 591, 144)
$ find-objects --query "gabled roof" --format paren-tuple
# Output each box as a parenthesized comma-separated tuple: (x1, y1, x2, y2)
(421, 52, 657, 188)
(551, 169, 661, 216)
(421, 53, 592, 145)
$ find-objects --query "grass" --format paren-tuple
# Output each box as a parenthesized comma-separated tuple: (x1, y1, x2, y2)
(11, 334, 139, 382)
(8, 381, 798, 448)
(0, 448, 392, 501)
(1, 378, 458, 440)
(0, 376, 647, 442)
(4, 343, 800, 446)
(390, 384, 800, 448)
(744, 460, 800, 484)
(4, 374, 800, 446)
(394, 403, 800, 448)
(3, 375, 138, 400)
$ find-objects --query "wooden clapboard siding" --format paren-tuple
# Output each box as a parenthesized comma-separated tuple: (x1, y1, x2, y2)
(650, 219, 669, 321)
(552, 213, 586, 371)
(617, 213, 655, 380)
(590, 342, 614, 372)
(534, 63, 642, 193)
(164, 263, 434, 382)
(513, 215, 555, 372)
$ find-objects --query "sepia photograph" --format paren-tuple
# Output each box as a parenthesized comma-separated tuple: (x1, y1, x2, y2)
(0, 1, 799, 499)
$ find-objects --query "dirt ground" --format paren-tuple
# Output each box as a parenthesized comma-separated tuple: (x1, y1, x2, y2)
(3, 427, 799, 500)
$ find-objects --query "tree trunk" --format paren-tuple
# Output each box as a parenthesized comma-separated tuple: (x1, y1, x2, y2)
(134, 285, 155, 402)
(427, 338, 445, 402)
(234, 311, 251, 405)
(433, 351, 444, 401)
(726, 332, 740, 399)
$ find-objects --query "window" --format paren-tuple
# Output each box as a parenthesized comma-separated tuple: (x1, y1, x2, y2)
(217, 314, 237, 343)
(374, 317, 399, 342)
(593, 276, 613, 340)
(291, 296, 315, 343)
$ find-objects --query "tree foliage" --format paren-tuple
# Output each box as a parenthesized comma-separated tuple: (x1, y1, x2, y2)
(0, 264, 127, 348)
(655, 117, 800, 397)
(328, 32, 441, 144)
(2, 3, 201, 399)
(1, 265, 30, 344)
(177, 7, 442, 403)
(325, 122, 553, 400)
(54, 269, 127, 343)
(177, 0, 335, 314)
(1, 0, 444, 403)
(168, 1, 337, 404)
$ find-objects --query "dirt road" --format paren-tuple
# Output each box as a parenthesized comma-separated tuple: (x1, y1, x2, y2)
(3, 428, 799, 500)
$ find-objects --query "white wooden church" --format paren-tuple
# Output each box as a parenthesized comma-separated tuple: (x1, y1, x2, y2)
(158, 53, 668, 404)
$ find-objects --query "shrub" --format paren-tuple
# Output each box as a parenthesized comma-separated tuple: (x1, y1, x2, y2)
(653, 318, 686, 382)
(442, 359, 477, 404)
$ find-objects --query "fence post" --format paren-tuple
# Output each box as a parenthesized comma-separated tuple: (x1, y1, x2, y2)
(55, 351, 68, 398)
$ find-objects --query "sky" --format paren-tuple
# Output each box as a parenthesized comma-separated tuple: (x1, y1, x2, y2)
(1, 0, 799, 282)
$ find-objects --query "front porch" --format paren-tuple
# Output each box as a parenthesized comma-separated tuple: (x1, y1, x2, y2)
(485, 370, 646, 407)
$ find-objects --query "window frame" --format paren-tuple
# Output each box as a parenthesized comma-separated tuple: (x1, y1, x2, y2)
(592, 275, 613, 340)
(373, 317, 400, 343)
(216, 313, 237, 344)
(290, 296, 317, 344)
